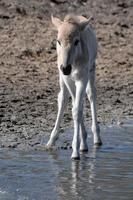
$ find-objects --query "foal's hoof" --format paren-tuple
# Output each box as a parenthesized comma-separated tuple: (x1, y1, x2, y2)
(80, 148, 88, 153)
(47, 140, 55, 147)
(80, 144, 88, 153)
(46, 144, 56, 151)
(71, 156, 80, 160)
(94, 141, 102, 147)
(71, 152, 80, 160)
(46, 141, 56, 150)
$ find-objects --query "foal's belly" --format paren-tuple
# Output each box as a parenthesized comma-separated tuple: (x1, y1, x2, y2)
(71, 66, 89, 82)
(62, 66, 89, 100)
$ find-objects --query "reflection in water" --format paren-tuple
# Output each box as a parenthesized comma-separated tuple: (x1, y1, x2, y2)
(57, 147, 101, 200)
(70, 149, 97, 197)
(71, 160, 80, 196)
(0, 125, 133, 200)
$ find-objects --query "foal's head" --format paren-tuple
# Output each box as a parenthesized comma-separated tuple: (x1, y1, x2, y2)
(52, 14, 92, 75)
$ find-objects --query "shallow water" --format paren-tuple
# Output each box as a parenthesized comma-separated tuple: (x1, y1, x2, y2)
(0, 123, 133, 200)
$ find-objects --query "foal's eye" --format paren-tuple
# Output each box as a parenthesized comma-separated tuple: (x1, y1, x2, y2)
(57, 40, 61, 46)
(74, 39, 79, 46)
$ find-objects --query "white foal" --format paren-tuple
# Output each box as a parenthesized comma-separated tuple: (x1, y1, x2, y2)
(47, 14, 102, 159)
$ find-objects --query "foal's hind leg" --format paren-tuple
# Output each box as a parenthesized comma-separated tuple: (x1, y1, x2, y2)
(80, 119, 88, 152)
(86, 69, 102, 146)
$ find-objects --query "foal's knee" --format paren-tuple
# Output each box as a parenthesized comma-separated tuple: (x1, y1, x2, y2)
(58, 90, 69, 105)
(72, 106, 82, 122)
(58, 91, 64, 102)
(87, 91, 96, 103)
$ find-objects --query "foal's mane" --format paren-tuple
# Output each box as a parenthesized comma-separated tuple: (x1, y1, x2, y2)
(64, 14, 87, 25)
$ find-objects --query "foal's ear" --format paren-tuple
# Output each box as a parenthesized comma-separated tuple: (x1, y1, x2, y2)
(51, 15, 62, 29)
(79, 16, 93, 31)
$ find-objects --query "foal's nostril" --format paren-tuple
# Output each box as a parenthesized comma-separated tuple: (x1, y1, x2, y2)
(67, 65, 72, 70)
(60, 64, 72, 75)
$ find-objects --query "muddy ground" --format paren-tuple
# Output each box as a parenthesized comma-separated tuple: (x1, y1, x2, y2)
(0, 0, 133, 149)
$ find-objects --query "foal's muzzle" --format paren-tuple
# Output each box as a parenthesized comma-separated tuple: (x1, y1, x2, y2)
(60, 64, 72, 75)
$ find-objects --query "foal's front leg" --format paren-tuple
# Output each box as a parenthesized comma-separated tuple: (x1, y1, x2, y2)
(80, 118, 88, 152)
(71, 81, 86, 159)
(47, 75, 70, 146)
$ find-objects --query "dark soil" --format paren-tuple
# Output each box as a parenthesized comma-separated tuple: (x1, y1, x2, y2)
(0, 0, 133, 150)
